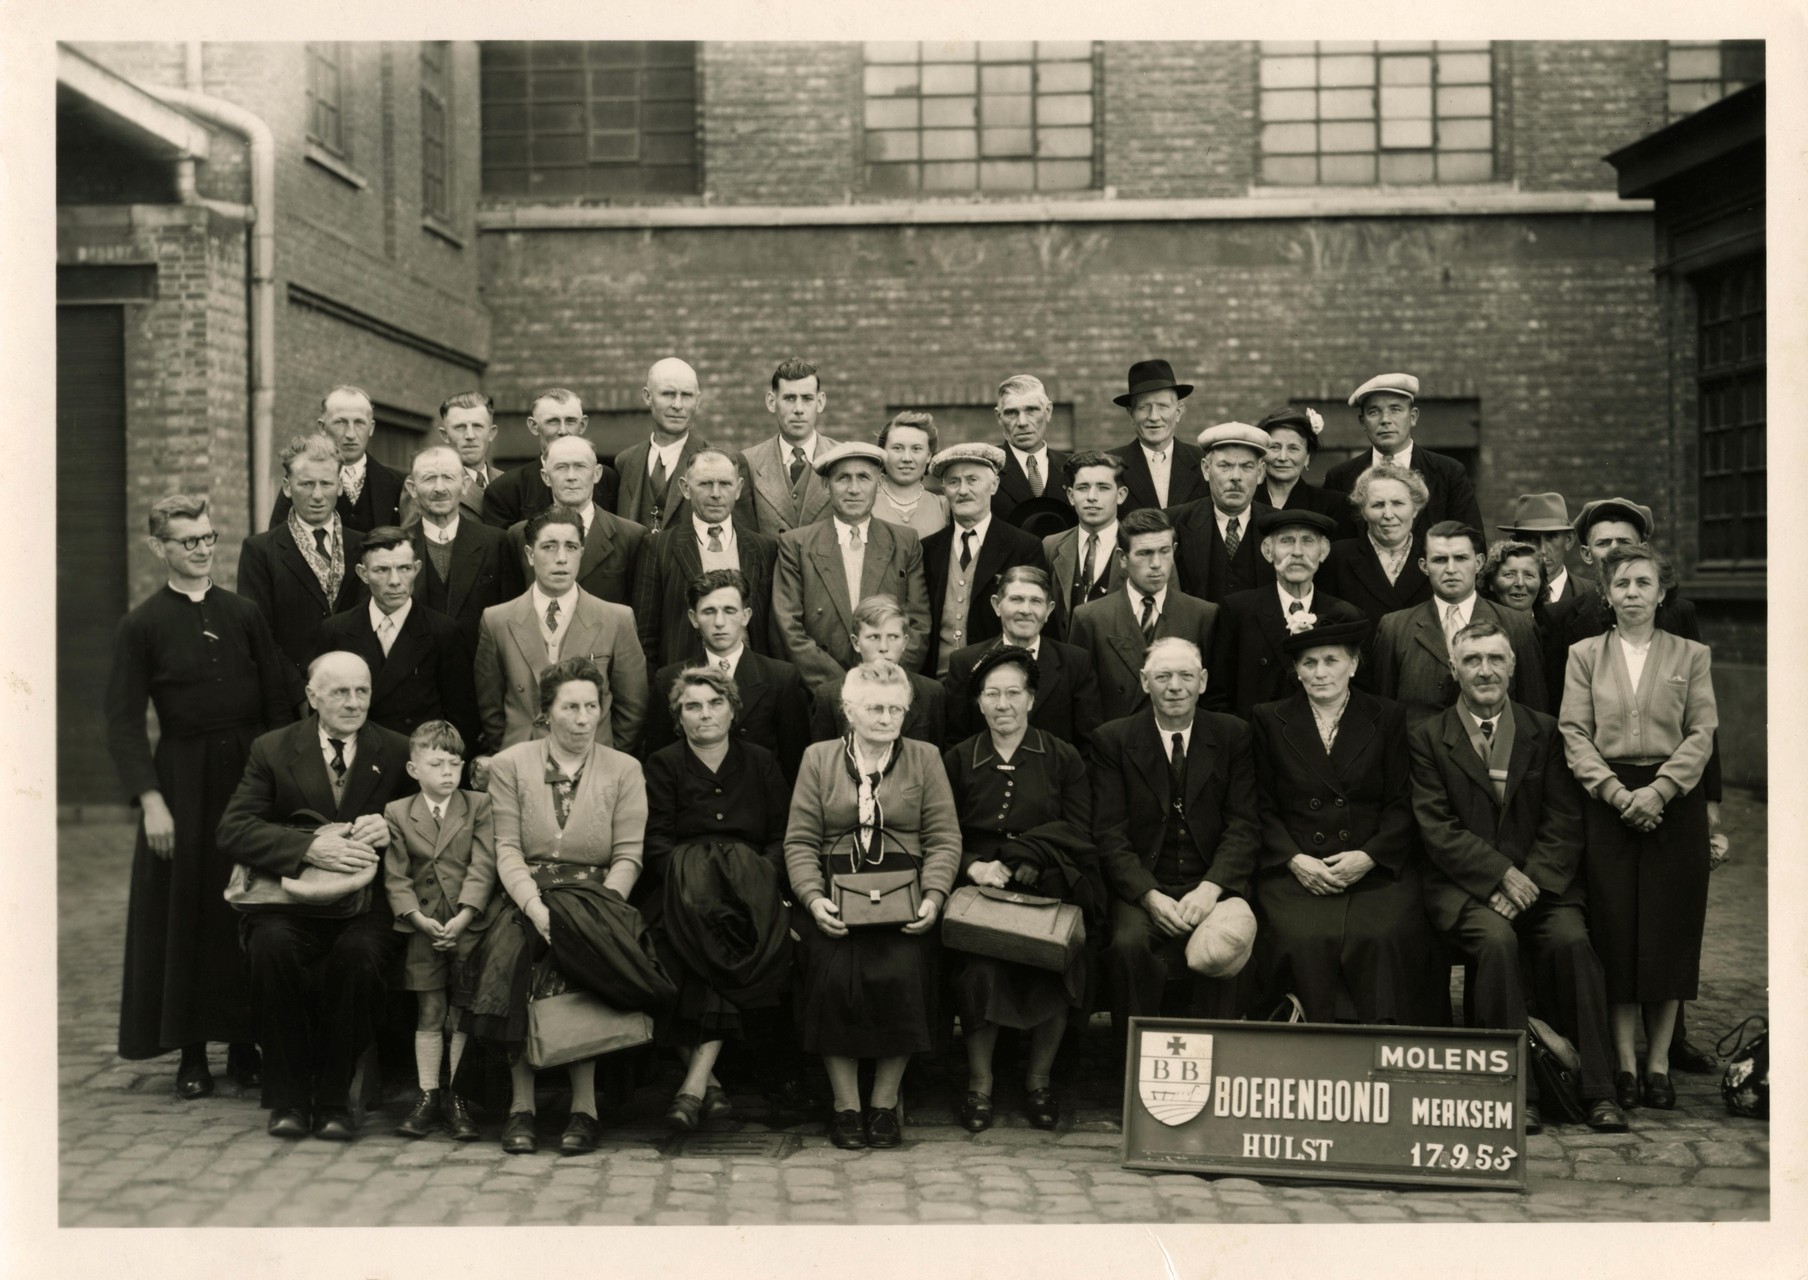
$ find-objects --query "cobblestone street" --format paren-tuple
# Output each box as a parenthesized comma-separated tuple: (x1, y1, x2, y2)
(55, 794, 1769, 1229)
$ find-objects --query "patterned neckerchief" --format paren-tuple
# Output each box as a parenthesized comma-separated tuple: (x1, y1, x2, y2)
(544, 748, 589, 830)
(289, 511, 345, 603)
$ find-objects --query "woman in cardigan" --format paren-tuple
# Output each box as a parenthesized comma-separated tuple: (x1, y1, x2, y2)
(1322, 463, 1433, 626)
(1560, 544, 1717, 1111)
(785, 659, 961, 1150)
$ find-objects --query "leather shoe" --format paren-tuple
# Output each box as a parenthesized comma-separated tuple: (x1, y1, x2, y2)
(828, 1109, 866, 1149)
(958, 1091, 994, 1133)
(501, 1110, 537, 1155)
(395, 1089, 443, 1138)
(701, 1084, 734, 1123)
(1614, 1071, 1640, 1111)
(558, 1111, 601, 1156)
(665, 1092, 703, 1133)
(1671, 1037, 1720, 1075)
(225, 1043, 262, 1089)
(1024, 1087, 1060, 1131)
(863, 1105, 902, 1149)
(1522, 1102, 1543, 1135)
(266, 1108, 309, 1139)
(1587, 1099, 1630, 1132)
(176, 1054, 214, 1101)
(443, 1091, 481, 1142)
(1641, 1072, 1676, 1110)
(313, 1107, 355, 1142)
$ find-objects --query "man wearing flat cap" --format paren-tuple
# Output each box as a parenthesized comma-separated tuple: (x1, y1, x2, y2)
(1108, 359, 1211, 515)
(1499, 492, 1580, 607)
(1322, 373, 1485, 547)
(770, 441, 931, 692)
(921, 442, 1050, 677)
(1169, 422, 1277, 605)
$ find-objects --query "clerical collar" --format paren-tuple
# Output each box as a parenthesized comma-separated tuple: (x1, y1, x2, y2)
(168, 580, 211, 602)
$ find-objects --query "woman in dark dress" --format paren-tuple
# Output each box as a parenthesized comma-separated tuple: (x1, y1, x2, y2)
(104, 494, 294, 1097)
(941, 648, 1101, 1133)
(1322, 462, 1433, 625)
(1248, 617, 1438, 1024)
(642, 667, 793, 1131)
(1254, 406, 1348, 535)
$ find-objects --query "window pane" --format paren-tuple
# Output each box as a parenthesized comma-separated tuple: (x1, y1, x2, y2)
(1319, 55, 1377, 86)
(1320, 41, 1375, 54)
(590, 69, 639, 97)
(1379, 152, 1435, 183)
(1036, 41, 1095, 60)
(1038, 93, 1092, 125)
(865, 98, 918, 129)
(983, 94, 1031, 126)
(483, 70, 527, 102)
(533, 135, 587, 165)
(484, 43, 529, 69)
(1438, 118, 1492, 151)
(981, 126, 1032, 156)
(1380, 55, 1430, 85)
(868, 162, 918, 194)
(1377, 40, 1432, 52)
(922, 41, 976, 62)
(982, 64, 1032, 94)
(1380, 118, 1432, 148)
(980, 41, 1036, 61)
(922, 128, 978, 160)
(1380, 85, 1432, 119)
(534, 70, 584, 98)
(980, 158, 1036, 189)
(590, 100, 638, 130)
(1260, 57, 1318, 89)
(1436, 86, 1492, 117)
(642, 132, 693, 164)
(1036, 61, 1092, 93)
(867, 130, 920, 162)
(922, 63, 977, 94)
(1436, 151, 1493, 182)
(644, 69, 694, 99)
(922, 161, 978, 189)
(1319, 88, 1375, 120)
(1320, 154, 1377, 184)
(865, 41, 918, 64)
(923, 96, 977, 127)
(587, 132, 636, 161)
(865, 65, 920, 96)
(1262, 90, 1318, 121)
(1261, 122, 1318, 154)
(1723, 43, 1765, 80)
(1667, 47, 1722, 80)
(532, 103, 585, 132)
(1262, 155, 1318, 184)
(485, 103, 529, 133)
(1037, 126, 1093, 158)
(1437, 52, 1492, 84)
(1434, 40, 1491, 51)
(1036, 158, 1093, 188)
(1669, 82, 1720, 117)
(1321, 121, 1376, 153)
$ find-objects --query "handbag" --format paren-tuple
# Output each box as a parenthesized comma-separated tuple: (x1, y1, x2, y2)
(223, 809, 376, 918)
(1525, 1015, 1590, 1125)
(1718, 1015, 1768, 1120)
(826, 825, 922, 929)
(523, 959, 654, 1069)
(942, 884, 1085, 973)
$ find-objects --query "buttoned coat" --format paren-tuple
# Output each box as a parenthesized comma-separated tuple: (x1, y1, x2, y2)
(613, 436, 758, 534)
(407, 517, 525, 656)
(507, 505, 647, 608)
(487, 738, 647, 906)
(741, 433, 841, 536)
(942, 636, 1103, 752)
(315, 601, 478, 749)
(1109, 439, 1209, 514)
(382, 788, 497, 928)
(1066, 587, 1220, 724)
(1168, 499, 1277, 604)
(1372, 596, 1548, 726)
(920, 518, 1049, 672)
(645, 649, 812, 782)
(1203, 586, 1365, 718)
(631, 520, 780, 666)
(472, 587, 649, 755)
(1321, 536, 1433, 626)
(479, 458, 621, 531)
(992, 447, 1072, 524)
(771, 516, 931, 692)
(1043, 523, 1127, 639)
(236, 521, 368, 692)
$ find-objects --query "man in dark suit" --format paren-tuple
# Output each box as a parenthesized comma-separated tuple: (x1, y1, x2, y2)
(270, 387, 405, 532)
(1044, 450, 1129, 639)
(215, 650, 416, 1141)
(399, 391, 506, 526)
(1169, 421, 1277, 603)
(1409, 621, 1628, 1132)
(507, 434, 646, 607)
(642, 568, 811, 781)
(1497, 492, 1580, 608)
(633, 448, 780, 667)
(1372, 521, 1547, 726)
(922, 443, 1050, 676)
(479, 388, 621, 530)
(1068, 508, 1220, 724)
(943, 565, 1103, 750)
(1205, 508, 1365, 718)
(405, 445, 525, 657)
(991, 373, 1071, 526)
(1107, 359, 1210, 514)
(239, 433, 369, 698)
(614, 357, 756, 534)
(315, 526, 477, 752)
(1322, 373, 1484, 545)
(1093, 637, 1261, 1029)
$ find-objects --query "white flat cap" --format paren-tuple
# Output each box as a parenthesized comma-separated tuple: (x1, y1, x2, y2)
(929, 442, 1006, 478)
(1348, 373, 1420, 406)
(812, 441, 887, 477)
(1195, 422, 1271, 454)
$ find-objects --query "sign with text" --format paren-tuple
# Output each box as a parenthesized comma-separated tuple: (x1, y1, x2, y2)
(1122, 1018, 1527, 1191)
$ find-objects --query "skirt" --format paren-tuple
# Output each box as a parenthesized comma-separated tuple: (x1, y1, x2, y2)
(653, 840, 793, 1050)
(1582, 762, 1710, 1003)
(952, 954, 1076, 1033)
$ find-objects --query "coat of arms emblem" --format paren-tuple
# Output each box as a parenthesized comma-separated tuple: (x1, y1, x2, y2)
(1138, 1030, 1213, 1126)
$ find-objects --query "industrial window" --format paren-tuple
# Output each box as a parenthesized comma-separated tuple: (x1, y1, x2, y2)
(1696, 255, 1765, 568)
(480, 42, 699, 198)
(1257, 41, 1494, 186)
(421, 43, 451, 222)
(307, 42, 348, 156)
(863, 42, 1098, 195)
(1667, 41, 1764, 121)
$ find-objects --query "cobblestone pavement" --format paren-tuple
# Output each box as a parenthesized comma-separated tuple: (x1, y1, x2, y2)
(56, 794, 1769, 1227)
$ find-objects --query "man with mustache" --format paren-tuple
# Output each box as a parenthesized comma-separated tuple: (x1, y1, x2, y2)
(1169, 422, 1276, 604)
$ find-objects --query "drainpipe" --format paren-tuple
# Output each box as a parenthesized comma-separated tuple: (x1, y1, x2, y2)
(145, 47, 278, 530)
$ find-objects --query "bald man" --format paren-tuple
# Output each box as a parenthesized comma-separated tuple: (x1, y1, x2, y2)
(507, 435, 647, 606)
(612, 357, 756, 534)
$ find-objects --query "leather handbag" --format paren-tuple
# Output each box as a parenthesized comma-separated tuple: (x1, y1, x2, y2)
(1525, 1015, 1590, 1125)
(524, 960, 654, 1069)
(941, 884, 1084, 973)
(1718, 1015, 1768, 1120)
(826, 826, 922, 929)
(223, 810, 376, 918)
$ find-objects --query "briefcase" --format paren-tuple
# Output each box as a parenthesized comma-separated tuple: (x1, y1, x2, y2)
(941, 885, 1085, 973)
(524, 959, 653, 1068)
(825, 825, 922, 929)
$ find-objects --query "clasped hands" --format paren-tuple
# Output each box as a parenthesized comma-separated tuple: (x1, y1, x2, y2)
(808, 894, 940, 939)
(966, 859, 1039, 890)
(1486, 866, 1541, 921)
(1287, 850, 1376, 897)
(407, 905, 477, 951)
(1142, 882, 1224, 939)
(303, 814, 389, 872)
(1615, 785, 1665, 833)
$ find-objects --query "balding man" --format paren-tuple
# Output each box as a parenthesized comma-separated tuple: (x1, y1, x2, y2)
(480, 387, 622, 531)
(271, 386, 405, 532)
(613, 357, 756, 534)
(992, 373, 1072, 526)
(507, 435, 646, 606)
(404, 445, 524, 656)
(216, 651, 416, 1141)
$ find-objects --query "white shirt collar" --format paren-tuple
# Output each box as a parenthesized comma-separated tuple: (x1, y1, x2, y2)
(1128, 582, 1168, 613)
(833, 515, 872, 545)
(1215, 505, 1251, 538)
(369, 598, 413, 634)
(318, 722, 358, 755)
(1371, 440, 1414, 472)
(1008, 443, 1048, 473)
(1278, 581, 1314, 615)
(1158, 720, 1194, 757)
(1001, 634, 1041, 660)
(1438, 592, 1477, 628)
(781, 432, 818, 460)
(1079, 519, 1117, 549)
(952, 512, 992, 550)
(421, 513, 461, 544)
(168, 580, 211, 602)
(1140, 439, 1173, 463)
(531, 582, 577, 620)
(573, 500, 596, 530)
(708, 642, 745, 675)
(648, 435, 688, 471)
(341, 454, 368, 481)
(1547, 567, 1569, 601)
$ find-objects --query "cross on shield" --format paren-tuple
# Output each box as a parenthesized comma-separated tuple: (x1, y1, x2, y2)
(1138, 1030, 1214, 1127)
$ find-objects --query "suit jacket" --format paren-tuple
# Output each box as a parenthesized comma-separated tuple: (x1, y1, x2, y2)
(1558, 629, 1717, 805)
(1372, 596, 1548, 728)
(613, 436, 757, 534)
(1110, 438, 1209, 514)
(1322, 536, 1433, 626)
(1168, 499, 1277, 603)
(236, 522, 368, 689)
(270, 457, 406, 534)
(381, 788, 497, 926)
(632, 520, 780, 666)
(809, 669, 948, 750)
(771, 517, 931, 692)
(1043, 523, 1128, 639)
(480, 458, 621, 531)
(507, 505, 647, 607)
(472, 587, 649, 755)
(1204, 586, 1366, 718)
(942, 636, 1103, 752)
(741, 433, 840, 536)
(1091, 708, 1261, 903)
(398, 460, 506, 527)
(316, 601, 478, 750)
(408, 517, 526, 656)
(644, 649, 811, 783)
(920, 519, 1050, 672)
(1322, 446, 1484, 547)
(1409, 701, 1585, 933)
(1067, 586, 1220, 724)
(992, 446, 1071, 524)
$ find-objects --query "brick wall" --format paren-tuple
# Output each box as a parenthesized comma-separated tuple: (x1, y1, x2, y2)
(702, 43, 861, 205)
(1510, 42, 1669, 192)
(1103, 42, 1256, 198)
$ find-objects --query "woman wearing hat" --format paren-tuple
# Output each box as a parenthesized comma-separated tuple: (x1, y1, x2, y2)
(872, 411, 950, 536)
(1322, 462, 1434, 626)
(1254, 406, 1349, 535)
(1247, 617, 1440, 1024)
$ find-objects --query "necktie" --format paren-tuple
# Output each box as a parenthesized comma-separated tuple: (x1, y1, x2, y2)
(1224, 516, 1241, 559)
(849, 524, 863, 554)
(720, 658, 731, 675)
(545, 597, 561, 633)
(707, 524, 724, 553)
(1445, 602, 1462, 642)
(1479, 718, 1495, 752)
(1026, 453, 1044, 497)
(327, 737, 347, 788)
(376, 614, 395, 653)
(1168, 732, 1186, 810)
(430, 802, 444, 824)
(1288, 599, 1304, 614)
(341, 466, 362, 503)
(1074, 532, 1099, 610)
(651, 451, 668, 497)
(1139, 592, 1158, 643)
(475, 468, 487, 489)
(789, 446, 807, 489)
(959, 529, 974, 571)
(313, 527, 330, 558)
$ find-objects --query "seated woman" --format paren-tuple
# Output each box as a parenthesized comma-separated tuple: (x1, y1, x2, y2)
(642, 667, 793, 1131)
(809, 594, 948, 747)
(1322, 463, 1433, 626)
(1248, 617, 1439, 1023)
(941, 647, 1101, 1132)
(785, 659, 961, 1150)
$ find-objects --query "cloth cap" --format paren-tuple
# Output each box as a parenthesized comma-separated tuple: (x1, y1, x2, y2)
(928, 442, 1007, 479)
(1572, 496, 1654, 541)
(1498, 492, 1574, 534)
(812, 441, 887, 478)
(1181, 900, 1258, 979)
(1254, 507, 1338, 540)
(1347, 373, 1421, 407)
(1195, 422, 1271, 455)
(1113, 358, 1194, 408)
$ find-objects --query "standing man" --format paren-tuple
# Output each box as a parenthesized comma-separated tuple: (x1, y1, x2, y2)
(1044, 450, 1129, 638)
(742, 358, 839, 537)
(507, 435, 646, 606)
(992, 374, 1071, 526)
(942, 565, 1103, 750)
(1371, 521, 1547, 726)
(807, 594, 949, 748)
(1410, 621, 1629, 1133)
(399, 392, 506, 526)
(633, 448, 780, 667)
(921, 443, 1049, 677)
(239, 433, 369, 697)
(405, 445, 525, 658)
(1169, 422, 1277, 603)
(270, 386, 405, 532)
(771, 441, 931, 692)
(106, 494, 294, 1099)
(615, 357, 756, 534)
(1108, 359, 1210, 515)
(1497, 492, 1579, 607)
(480, 387, 621, 530)
(1067, 508, 1220, 724)
(1322, 373, 1484, 545)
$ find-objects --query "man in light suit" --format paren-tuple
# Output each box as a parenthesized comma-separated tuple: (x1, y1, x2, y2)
(480, 388, 621, 531)
(742, 357, 839, 537)
(991, 373, 1071, 526)
(771, 441, 931, 692)
(1169, 421, 1277, 604)
(1067, 508, 1220, 724)
(1107, 359, 1210, 515)
(1044, 450, 1129, 639)
(614, 357, 756, 535)
(270, 386, 405, 533)
(472, 508, 649, 779)
(506, 435, 646, 607)
(942, 565, 1103, 751)
(399, 392, 506, 526)
(1409, 621, 1628, 1133)
(405, 446, 525, 658)
(1321, 373, 1485, 547)
(1371, 520, 1547, 726)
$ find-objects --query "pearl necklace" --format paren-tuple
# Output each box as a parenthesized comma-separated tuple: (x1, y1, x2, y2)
(880, 481, 924, 518)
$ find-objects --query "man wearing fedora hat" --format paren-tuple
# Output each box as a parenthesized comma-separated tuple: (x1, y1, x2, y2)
(990, 374, 1073, 528)
(1107, 359, 1211, 515)
(1169, 422, 1278, 605)
(1322, 373, 1484, 547)
(1499, 492, 1579, 606)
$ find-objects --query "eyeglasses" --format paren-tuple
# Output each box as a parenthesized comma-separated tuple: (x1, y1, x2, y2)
(978, 687, 1029, 704)
(163, 532, 219, 551)
(856, 704, 908, 719)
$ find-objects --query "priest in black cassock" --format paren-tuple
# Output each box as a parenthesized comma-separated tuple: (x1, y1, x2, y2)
(105, 495, 295, 1099)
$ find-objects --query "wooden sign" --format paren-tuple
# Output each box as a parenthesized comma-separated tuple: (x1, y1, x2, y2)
(1121, 1018, 1527, 1190)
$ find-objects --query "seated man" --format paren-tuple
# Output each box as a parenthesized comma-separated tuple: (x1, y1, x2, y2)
(215, 651, 416, 1141)
(1408, 622, 1628, 1133)
(1092, 638, 1260, 1031)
